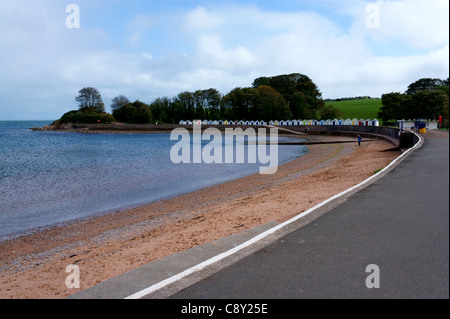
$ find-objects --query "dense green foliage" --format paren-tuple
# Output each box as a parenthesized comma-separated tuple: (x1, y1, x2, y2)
(110, 95, 130, 112)
(406, 78, 448, 95)
(60, 110, 115, 124)
(76, 87, 105, 113)
(63, 76, 449, 126)
(112, 100, 152, 124)
(59, 87, 114, 124)
(379, 77, 449, 123)
(252, 73, 324, 119)
(146, 73, 333, 123)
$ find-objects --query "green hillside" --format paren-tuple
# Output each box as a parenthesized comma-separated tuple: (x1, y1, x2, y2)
(325, 99, 383, 121)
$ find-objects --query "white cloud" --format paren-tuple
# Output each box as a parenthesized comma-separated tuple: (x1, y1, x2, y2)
(0, 0, 448, 120)
(126, 13, 154, 46)
(184, 6, 224, 32)
(350, 0, 449, 49)
(176, 2, 449, 98)
(194, 35, 263, 72)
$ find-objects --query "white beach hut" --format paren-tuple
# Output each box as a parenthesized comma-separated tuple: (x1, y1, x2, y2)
(427, 120, 438, 130)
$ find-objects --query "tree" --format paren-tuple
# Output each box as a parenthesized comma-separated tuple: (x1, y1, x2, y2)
(149, 97, 172, 123)
(193, 90, 207, 120)
(252, 73, 324, 119)
(402, 77, 449, 120)
(222, 87, 256, 120)
(406, 78, 446, 95)
(174, 91, 195, 120)
(318, 105, 344, 120)
(60, 110, 114, 124)
(110, 95, 130, 113)
(407, 90, 449, 120)
(436, 77, 449, 97)
(76, 87, 105, 113)
(252, 85, 292, 121)
(203, 88, 222, 120)
(112, 100, 152, 124)
(379, 92, 409, 123)
(379, 88, 449, 123)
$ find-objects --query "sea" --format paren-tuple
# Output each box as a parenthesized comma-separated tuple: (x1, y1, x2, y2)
(0, 121, 307, 239)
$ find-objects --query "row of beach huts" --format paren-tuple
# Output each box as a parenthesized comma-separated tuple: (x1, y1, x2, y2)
(179, 119, 381, 127)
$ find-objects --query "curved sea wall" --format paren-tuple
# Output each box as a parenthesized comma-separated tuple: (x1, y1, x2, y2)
(32, 122, 419, 148)
(284, 125, 420, 148)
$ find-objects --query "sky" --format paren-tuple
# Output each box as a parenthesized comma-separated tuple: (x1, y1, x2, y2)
(0, 0, 448, 120)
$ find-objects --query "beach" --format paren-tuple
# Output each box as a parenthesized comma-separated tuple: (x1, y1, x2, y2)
(0, 135, 401, 299)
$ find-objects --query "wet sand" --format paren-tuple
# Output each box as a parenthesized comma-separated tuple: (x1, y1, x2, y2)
(0, 135, 401, 299)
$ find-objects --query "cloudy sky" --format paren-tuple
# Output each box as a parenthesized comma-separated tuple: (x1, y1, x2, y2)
(0, 0, 448, 120)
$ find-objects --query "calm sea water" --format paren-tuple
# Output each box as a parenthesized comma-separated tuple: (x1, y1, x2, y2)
(0, 121, 307, 238)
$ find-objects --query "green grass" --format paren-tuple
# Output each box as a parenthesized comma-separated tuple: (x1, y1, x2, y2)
(325, 99, 383, 121)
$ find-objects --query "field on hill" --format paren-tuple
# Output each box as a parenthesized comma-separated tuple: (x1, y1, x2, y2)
(325, 99, 383, 122)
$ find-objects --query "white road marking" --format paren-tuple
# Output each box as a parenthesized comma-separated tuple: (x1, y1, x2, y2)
(125, 133, 423, 299)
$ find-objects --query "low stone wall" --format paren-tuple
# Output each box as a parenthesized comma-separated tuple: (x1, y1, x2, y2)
(284, 125, 401, 146)
(34, 122, 421, 148)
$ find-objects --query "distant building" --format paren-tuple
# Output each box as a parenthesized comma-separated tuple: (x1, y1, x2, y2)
(397, 119, 438, 131)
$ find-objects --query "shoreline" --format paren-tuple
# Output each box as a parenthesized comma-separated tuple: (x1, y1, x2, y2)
(31, 123, 277, 134)
(0, 135, 401, 299)
(0, 129, 309, 242)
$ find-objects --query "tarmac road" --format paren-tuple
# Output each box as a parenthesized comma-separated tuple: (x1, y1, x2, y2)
(171, 132, 449, 299)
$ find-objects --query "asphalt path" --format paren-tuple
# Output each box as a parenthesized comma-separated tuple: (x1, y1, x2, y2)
(171, 133, 449, 299)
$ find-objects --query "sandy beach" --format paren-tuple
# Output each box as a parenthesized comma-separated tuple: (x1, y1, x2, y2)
(0, 134, 401, 299)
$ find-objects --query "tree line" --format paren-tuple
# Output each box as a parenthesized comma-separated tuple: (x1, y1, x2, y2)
(59, 73, 343, 124)
(59, 75, 449, 126)
(378, 78, 449, 125)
